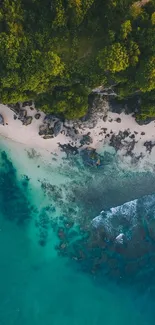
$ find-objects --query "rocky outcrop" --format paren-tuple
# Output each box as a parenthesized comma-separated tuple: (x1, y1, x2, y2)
(0, 114, 4, 125)
(39, 124, 49, 136)
(80, 133, 93, 146)
(144, 141, 155, 153)
(80, 148, 103, 167)
(34, 113, 41, 120)
(23, 116, 33, 126)
(39, 124, 54, 138)
(44, 114, 56, 125)
(18, 109, 27, 121)
(22, 101, 33, 108)
(58, 144, 79, 156)
(53, 121, 62, 136)
(9, 103, 21, 115)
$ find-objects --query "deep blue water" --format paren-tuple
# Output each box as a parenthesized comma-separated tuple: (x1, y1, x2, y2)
(0, 142, 155, 325)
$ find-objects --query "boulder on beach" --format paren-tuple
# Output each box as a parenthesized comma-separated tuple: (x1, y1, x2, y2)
(39, 124, 54, 137)
(116, 117, 121, 123)
(43, 134, 54, 139)
(39, 124, 48, 136)
(44, 114, 55, 125)
(22, 101, 32, 108)
(34, 113, 41, 120)
(80, 133, 93, 146)
(53, 121, 62, 136)
(9, 103, 21, 114)
(18, 109, 27, 121)
(0, 114, 4, 125)
(23, 116, 33, 126)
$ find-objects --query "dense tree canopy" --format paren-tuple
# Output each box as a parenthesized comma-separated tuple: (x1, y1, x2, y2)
(0, 0, 155, 118)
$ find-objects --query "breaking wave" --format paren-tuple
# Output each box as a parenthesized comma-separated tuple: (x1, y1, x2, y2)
(92, 194, 155, 241)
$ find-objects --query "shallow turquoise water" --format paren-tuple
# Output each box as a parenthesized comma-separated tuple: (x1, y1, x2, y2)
(0, 140, 155, 325)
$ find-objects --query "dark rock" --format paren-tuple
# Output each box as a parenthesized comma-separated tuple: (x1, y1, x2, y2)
(110, 130, 134, 152)
(39, 124, 49, 136)
(53, 121, 62, 136)
(9, 103, 20, 114)
(44, 114, 55, 125)
(109, 98, 124, 114)
(103, 115, 108, 122)
(22, 101, 32, 107)
(141, 132, 145, 136)
(144, 141, 155, 154)
(110, 132, 124, 151)
(80, 148, 103, 167)
(125, 140, 137, 157)
(134, 131, 138, 135)
(23, 116, 33, 126)
(123, 130, 130, 137)
(101, 127, 107, 133)
(0, 114, 4, 125)
(43, 134, 54, 139)
(129, 134, 135, 139)
(14, 114, 17, 120)
(74, 129, 79, 135)
(80, 133, 93, 146)
(30, 106, 34, 110)
(116, 117, 121, 123)
(39, 124, 54, 137)
(59, 143, 79, 156)
(35, 113, 41, 120)
(18, 109, 27, 121)
(47, 128, 54, 136)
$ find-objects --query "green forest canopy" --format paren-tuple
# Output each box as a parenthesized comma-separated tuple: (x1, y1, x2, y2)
(0, 0, 155, 119)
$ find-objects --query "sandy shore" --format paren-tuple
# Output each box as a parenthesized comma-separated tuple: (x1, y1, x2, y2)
(0, 104, 69, 156)
(0, 103, 155, 171)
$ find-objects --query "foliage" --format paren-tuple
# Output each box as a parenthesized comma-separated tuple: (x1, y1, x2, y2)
(0, 0, 154, 118)
(121, 20, 132, 39)
(151, 12, 155, 25)
(98, 43, 129, 73)
(36, 85, 89, 119)
(135, 56, 155, 92)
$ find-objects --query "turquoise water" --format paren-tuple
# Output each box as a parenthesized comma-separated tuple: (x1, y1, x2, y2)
(0, 140, 155, 325)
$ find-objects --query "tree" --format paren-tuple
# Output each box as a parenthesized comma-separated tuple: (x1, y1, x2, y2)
(98, 43, 129, 73)
(151, 12, 155, 25)
(121, 20, 132, 39)
(128, 40, 140, 66)
(135, 56, 155, 92)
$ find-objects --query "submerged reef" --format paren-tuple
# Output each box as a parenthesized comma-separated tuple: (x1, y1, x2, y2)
(51, 194, 155, 295)
(0, 151, 33, 225)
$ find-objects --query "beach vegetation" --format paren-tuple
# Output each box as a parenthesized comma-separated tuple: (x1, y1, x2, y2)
(0, 0, 154, 118)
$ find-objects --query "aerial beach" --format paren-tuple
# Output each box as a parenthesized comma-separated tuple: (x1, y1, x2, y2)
(0, 0, 155, 324)
(0, 103, 155, 324)
(1, 102, 155, 324)
(1, 100, 155, 172)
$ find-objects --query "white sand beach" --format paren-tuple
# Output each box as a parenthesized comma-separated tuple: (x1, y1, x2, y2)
(0, 103, 155, 171)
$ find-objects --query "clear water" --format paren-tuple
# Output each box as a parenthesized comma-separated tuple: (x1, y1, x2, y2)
(0, 138, 155, 325)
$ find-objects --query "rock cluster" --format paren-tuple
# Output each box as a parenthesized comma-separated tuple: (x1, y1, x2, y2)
(9, 103, 33, 126)
(80, 133, 93, 146)
(0, 114, 4, 125)
(144, 141, 155, 153)
(39, 114, 63, 139)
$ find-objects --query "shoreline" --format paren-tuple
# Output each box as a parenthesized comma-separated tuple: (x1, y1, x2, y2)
(0, 102, 155, 171)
